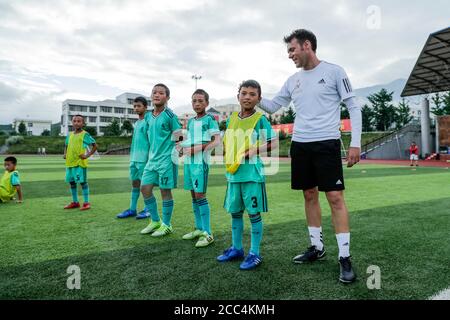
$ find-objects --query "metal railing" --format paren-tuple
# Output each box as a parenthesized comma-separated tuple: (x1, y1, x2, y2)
(361, 123, 421, 155)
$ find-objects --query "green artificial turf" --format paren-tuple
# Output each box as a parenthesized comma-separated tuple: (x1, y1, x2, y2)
(0, 156, 449, 299)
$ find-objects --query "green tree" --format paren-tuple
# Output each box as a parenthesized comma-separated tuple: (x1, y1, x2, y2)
(104, 119, 122, 136)
(361, 104, 374, 132)
(368, 88, 396, 131)
(280, 105, 296, 124)
(219, 120, 227, 131)
(340, 102, 350, 119)
(41, 129, 51, 136)
(18, 121, 27, 136)
(267, 114, 279, 125)
(51, 126, 60, 137)
(84, 126, 97, 137)
(394, 98, 413, 129)
(431, 91, 450, 116)
(122, 120, 134, 136)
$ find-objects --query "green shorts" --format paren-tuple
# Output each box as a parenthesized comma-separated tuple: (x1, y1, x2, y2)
(65, 166, 87, 184)
(224, 182, 268, 214)
(184, 163, 209, 193)
(141, 161, 178, 189)
(129, 161, 146, 181)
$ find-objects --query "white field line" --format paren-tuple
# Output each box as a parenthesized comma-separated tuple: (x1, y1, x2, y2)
(429, 287, 450, 300)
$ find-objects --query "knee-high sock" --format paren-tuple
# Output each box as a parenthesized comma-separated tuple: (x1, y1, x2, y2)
(162, 199, 174, 226)
(249, 213, 263, 256)
(81, 183, 89, 203)
(231, 212, 244, 250)
(130, 188, 140, 211)
(70, 182, 78, 203)
(144, 196, 159, 222)
(308, 226, 324, 251)
(336, 233, 350, 258)
(192, 199, 202, 230)
(197, 198, 211, 235)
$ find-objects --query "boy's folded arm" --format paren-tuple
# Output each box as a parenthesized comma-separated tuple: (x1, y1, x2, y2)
(202, 133, 221, 152)
(245, 138, 276, 159)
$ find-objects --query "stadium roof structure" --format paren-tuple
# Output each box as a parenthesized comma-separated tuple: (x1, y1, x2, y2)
(401, 27, 450, 97)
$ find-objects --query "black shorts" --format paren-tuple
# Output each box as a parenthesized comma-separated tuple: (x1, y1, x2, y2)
(290, 139, 345, 192)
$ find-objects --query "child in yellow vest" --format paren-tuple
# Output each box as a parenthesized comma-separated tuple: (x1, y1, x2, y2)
(217, 80, 277, 270)
(0, 156, 23, 204)
(63, 115, 97, 211)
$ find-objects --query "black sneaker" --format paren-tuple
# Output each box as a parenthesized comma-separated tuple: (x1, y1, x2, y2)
(339, 256, 356, 284)
(293, 246, 326, 264)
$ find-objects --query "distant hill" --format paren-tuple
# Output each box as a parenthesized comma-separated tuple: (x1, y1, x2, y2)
(173, 78, 424, 115)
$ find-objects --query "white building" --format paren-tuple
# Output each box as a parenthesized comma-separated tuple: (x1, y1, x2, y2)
(61, 93, 150, 136)
(13, 119, 52, 136)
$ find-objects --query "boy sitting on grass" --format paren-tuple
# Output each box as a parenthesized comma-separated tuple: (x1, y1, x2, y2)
(0, 156, 23, 204)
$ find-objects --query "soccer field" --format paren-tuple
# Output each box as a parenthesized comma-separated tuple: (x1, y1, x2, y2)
(0, 156, 449, 300)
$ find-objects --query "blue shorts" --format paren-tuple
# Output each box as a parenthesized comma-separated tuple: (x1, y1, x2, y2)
(224, 182, 268, 214)
(129, 161, 146, 181)
(141, 161, 178, 189)
(184, 163, 209, 193)
(65, 167, 87, 184)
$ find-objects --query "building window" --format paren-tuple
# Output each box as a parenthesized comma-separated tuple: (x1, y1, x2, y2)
(69, 105, 88, 112)
(89, 106, 97, 113)
(28, 123, 33, 127)
(114, 108, 125, 114)
(89, 117, 97, 123)
(100, 106, 113, 113)
(128, 109, 136, 115)
(100, 116, 113, 123)
(127, 99, 134, 105)
(99, 127, 107, 133)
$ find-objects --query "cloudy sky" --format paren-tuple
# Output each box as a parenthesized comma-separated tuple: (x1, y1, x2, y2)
(0, 0, 448, 123)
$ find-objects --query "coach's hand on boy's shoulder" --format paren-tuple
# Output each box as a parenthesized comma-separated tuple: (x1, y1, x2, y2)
(346, 147, 361, 167)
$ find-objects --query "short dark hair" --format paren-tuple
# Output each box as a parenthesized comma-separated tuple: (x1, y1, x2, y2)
(153, 83, 170, 97)
(72, 114, 85, 123)
(192, 89, 209, 102)
(4, 156, 17, 165)
(238, 80, 262, 97)
(284, 29, 317, 52)
(134, 96, 148, 107)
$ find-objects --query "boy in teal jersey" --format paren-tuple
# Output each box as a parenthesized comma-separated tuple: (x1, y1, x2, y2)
(179, 89, 221, 248)
(63, 115, 97, 211)
(140, 84, 183, 237)
(217, 80, 277, 270)
(117, 96, 151, 219)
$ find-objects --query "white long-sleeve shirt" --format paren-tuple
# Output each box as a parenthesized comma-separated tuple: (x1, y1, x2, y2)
(260, 61, 362, 147)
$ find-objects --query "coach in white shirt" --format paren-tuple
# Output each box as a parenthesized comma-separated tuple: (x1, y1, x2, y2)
(259, 29, 361, 284)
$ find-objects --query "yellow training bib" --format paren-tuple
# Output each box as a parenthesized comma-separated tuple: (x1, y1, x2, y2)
(66, 131, 88, 168)
(224, 111, 262, 174)
(0, 170, 18, 201)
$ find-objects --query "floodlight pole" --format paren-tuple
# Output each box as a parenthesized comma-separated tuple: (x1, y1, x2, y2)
(192, 74, 202, 90)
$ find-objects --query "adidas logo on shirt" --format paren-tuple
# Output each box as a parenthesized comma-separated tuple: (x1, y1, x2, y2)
(336, 179, 343, 185)
(318, 78, 326, 84)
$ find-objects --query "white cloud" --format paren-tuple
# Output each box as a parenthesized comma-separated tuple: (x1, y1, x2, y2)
(0, 0, 449, 123)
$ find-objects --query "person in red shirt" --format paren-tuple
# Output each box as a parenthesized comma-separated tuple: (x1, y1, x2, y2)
(409, 142, 419, 166)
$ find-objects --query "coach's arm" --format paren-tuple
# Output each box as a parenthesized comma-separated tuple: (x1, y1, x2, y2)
(258, 80, 292, 114)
